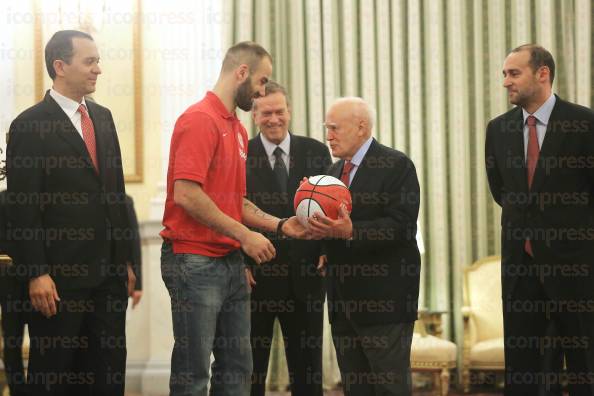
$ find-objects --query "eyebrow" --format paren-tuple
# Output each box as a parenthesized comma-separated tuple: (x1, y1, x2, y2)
(502, 68, 520, 75)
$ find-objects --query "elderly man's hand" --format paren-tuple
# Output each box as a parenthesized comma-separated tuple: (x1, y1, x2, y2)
(308, 204, 352, 240)
(281, 216, 311, 239)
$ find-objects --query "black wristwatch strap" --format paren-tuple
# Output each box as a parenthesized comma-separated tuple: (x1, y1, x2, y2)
(276, 218, 288, 239)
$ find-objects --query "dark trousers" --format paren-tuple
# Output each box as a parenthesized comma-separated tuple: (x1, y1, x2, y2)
(331, 314, 414, 396)
(26, 277, 128, 396)
(250, 290, 323, 396)
(503, 253, 594, 396)
(0, 279, 28, 396)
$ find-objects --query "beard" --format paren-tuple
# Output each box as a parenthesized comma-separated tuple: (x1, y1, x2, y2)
(236, 77, 256, 111)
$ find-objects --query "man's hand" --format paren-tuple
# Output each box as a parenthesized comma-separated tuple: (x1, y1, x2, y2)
(127, 263, 137, 297)
(29, 274, 60, 318)
(131, 290, 143, 309)
(317, 255, 327, 276)
(240, 230, 276, 265)
(308, 204, 353, 240)
(245, 267, 256, 292)
(281, 216, 311, 239)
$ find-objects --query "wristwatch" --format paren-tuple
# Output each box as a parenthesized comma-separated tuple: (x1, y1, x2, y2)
(276, 218, 289, 239)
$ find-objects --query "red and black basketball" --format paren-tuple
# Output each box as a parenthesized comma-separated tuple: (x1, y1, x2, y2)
(294, 175, 352, 227)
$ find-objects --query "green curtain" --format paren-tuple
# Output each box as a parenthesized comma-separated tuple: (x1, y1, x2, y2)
(224, 0, 593, 388)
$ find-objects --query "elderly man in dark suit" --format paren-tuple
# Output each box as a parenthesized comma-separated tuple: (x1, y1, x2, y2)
(309, 97, 421, 396)
(245, 81, 331, 396)
(6, 30, 135, 395)
(486, 44, 594, 396)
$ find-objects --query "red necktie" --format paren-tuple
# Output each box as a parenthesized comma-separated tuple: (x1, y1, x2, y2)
(525, 115, 539, 256)
(78, 104, 99, 172)
(340, 160, 354, 187)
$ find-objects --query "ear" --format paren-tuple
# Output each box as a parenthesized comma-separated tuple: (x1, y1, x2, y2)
(236, 64, 250, 83)
(357, 119, 366, 135)
(53, 59, 66, 78)
(537, 66, 550, 83)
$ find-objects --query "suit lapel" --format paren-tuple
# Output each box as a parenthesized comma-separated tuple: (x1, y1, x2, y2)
(287, 133, 306, 194)
(251, 134, 278, 188)
(505, 109, 529, 193)
(44, 92, 102, 181)
(86, 101, 108, 181)
(530, 96, 566, 192)
(329, 160, 342, 180)
(348, 139, 378, 192)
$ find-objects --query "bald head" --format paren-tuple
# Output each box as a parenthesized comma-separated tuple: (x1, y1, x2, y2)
(325, 97, 375, 160)
(329, 97, 375, 133)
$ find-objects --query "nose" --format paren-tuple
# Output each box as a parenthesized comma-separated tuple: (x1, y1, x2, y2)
(258, 86, 266, 97)
(94, 64, 102, 75)
(503, 75, 511, 88)
(269, 113, 278, 124)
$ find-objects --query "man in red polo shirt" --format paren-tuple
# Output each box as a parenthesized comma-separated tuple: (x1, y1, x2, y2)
(160, 42, 305, 396)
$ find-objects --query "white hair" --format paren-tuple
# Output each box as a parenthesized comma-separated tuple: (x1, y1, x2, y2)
(330, 96, 376, 131)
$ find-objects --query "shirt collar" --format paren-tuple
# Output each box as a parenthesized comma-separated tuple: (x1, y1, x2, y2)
(260, 132, 291, 158)
(350, 136, 374, 167)
(522, 93, 556, 125)
(50, 88, 87, 118)
(205, 91, 237, 120)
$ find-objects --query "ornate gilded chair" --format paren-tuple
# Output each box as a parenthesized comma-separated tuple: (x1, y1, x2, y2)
(461, 255, 504, 392)
(411, 310, 457, 396)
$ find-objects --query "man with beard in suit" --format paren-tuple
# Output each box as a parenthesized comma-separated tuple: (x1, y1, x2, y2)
(6, 30, 135, 395)
(309, 97, 421, 396)
(246, 81, 331, 396)
(485, 44, 594, 395)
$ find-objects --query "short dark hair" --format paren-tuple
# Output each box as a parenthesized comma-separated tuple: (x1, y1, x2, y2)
(45, 30, 94, 80)
(221, 41, 272, 74)
(510, 44, 556, 84)
(252, 81, 291, 111)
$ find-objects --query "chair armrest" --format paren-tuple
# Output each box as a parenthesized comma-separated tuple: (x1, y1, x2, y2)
(461, 306, 472, 318)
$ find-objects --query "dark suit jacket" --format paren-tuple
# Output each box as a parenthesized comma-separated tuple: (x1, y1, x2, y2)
(485, 95, 594, 300)
(0, 190, 14, 258)
(0, 189, 22, 299)
(6, 91, 130, 291)
(325, 139, 421, 326)
(245, 133, 331, 302)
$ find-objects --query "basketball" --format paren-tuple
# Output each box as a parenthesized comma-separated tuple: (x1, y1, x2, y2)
(294, 175, 352, 227)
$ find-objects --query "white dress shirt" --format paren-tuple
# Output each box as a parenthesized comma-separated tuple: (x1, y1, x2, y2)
(522, 94, 556, 160)
(49, 88, 87, 139)
(259, 132, 291, 170)
(343, 136, 374, 186)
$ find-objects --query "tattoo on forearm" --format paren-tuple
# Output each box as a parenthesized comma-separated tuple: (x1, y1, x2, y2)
(243, 200, 274, 220)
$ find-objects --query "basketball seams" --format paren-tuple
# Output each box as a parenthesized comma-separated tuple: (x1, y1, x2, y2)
(298, 188, 339, 202)
(295, 175, 351, 223)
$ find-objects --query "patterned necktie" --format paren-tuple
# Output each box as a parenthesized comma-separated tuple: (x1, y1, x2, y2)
(340, 160, 354, 187)
(273, 146, 288, 193)
(525, 115, 540, 256)
(78, 104, 98, 172)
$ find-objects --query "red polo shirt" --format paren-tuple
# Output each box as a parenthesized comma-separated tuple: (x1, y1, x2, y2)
(160, 91, 248, 256)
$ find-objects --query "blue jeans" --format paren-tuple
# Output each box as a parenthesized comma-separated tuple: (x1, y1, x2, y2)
(161, 242, 252, 396)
